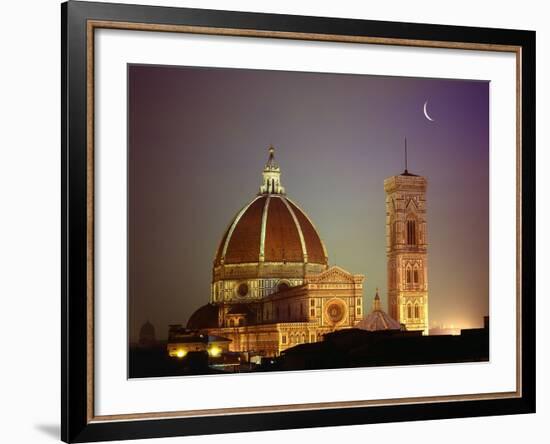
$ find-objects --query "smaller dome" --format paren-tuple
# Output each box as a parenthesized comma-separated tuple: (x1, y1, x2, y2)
(356, 289, 401, 331)
(139, 321, 156, 346)
(356, 310, 401, 331)
(139, 321, 155, 338)
(187, 304, 219, 330)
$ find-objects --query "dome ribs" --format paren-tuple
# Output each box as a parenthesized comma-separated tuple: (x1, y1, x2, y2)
(224, 196, 265, 263)
(215, 195, 328, 266)
(264, 197, 303, 263)
(214, 224, 231, 265)
(286, 199, 327, 265)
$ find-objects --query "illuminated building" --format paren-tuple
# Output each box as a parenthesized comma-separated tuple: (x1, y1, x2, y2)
(186, 146, 365, 357)
(167, 324, 231, 358)
(384, 157, 429, 334)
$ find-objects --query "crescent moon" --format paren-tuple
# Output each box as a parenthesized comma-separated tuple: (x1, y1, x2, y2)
(423, 100, 435, 122)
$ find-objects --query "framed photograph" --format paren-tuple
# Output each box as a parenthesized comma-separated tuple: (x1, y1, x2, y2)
(62, 1, 535, 442)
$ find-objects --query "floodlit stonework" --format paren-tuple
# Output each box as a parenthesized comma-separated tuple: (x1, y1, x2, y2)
(184, 145, 429, 358)
(384, 168, 429, 334)
(187, 146, 365, 357)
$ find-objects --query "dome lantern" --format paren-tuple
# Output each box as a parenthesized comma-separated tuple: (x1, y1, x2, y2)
(259, 145, 285, 195)
(373, 288, 381, 311)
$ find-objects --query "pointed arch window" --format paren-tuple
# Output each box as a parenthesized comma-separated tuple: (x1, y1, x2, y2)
(414, 304, 421, 319)
(407, 304, 413, 319)
(406, 219, 417, 246)
(413, 265, 419, 284)
(406, 266, 412, 284)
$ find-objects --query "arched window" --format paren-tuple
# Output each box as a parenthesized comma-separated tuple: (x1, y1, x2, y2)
(413, 266, 419, 284)
(301, 333, 306, 343)
(229, 319, 235, 327)
(407, 219, 417, 245)
(414, 304, 420, 319)
(406, 267, 412, 284)
(407, 304, 413, 319)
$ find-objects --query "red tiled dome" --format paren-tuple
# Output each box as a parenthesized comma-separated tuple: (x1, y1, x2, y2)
(214, 194, 327, 266)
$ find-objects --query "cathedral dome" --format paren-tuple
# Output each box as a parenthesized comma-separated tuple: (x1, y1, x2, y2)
(214, 145, 327, 267)
(214, 194, 327, 266)
(211, 146, 329, 303)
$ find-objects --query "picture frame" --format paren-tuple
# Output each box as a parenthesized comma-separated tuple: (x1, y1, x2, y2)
(61, 1, 536, 442)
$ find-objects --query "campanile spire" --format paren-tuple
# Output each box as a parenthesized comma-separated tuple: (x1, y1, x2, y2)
(259, 145, 285, 194)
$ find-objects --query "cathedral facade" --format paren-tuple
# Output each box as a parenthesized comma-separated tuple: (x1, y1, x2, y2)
(185, 145, 428, 357)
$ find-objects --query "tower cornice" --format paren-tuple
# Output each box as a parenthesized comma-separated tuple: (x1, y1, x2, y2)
(384, 174, 427, 193)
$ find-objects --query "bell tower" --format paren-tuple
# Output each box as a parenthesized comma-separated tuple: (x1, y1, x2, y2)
(384, 142, 429, 334)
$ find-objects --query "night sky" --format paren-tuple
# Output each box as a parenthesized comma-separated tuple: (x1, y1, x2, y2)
(128, 64, 489, 341)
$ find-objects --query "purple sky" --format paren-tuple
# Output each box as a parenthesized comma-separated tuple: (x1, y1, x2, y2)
(128, 64, 489, 341)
